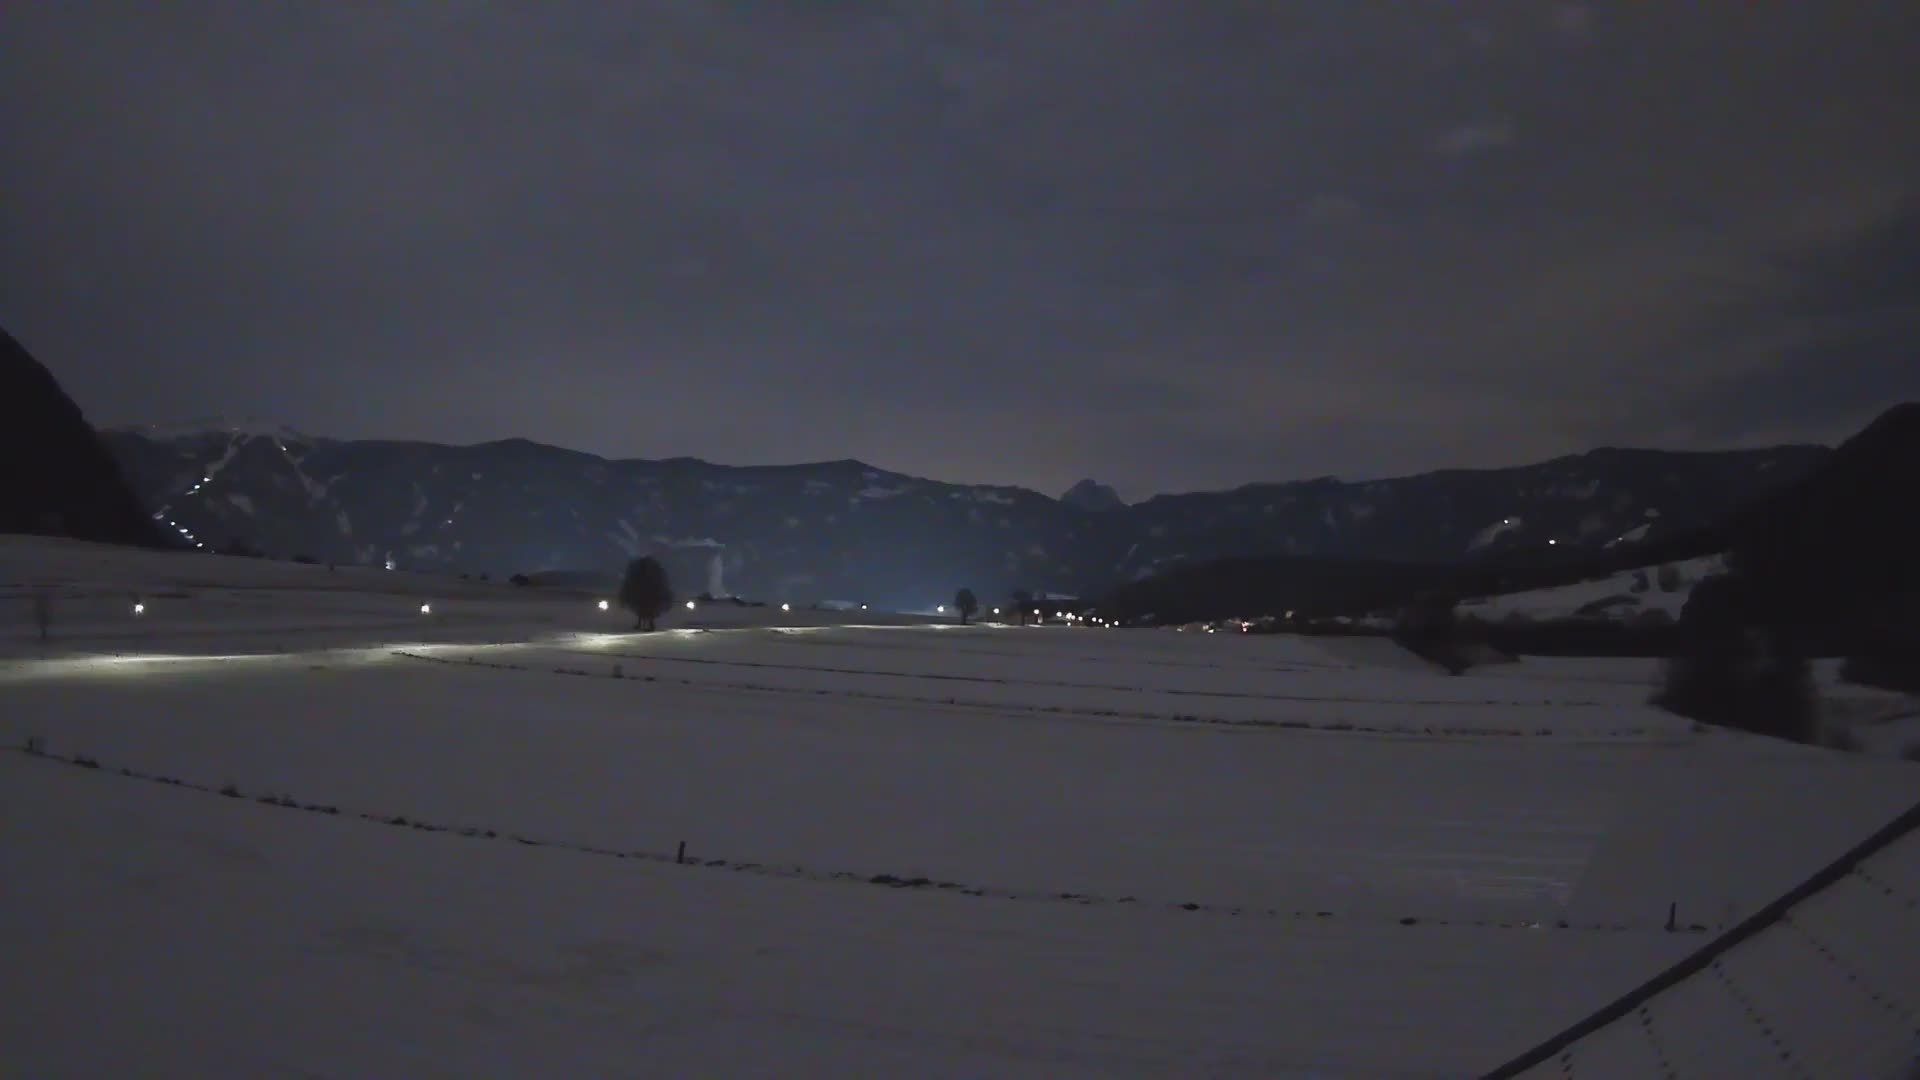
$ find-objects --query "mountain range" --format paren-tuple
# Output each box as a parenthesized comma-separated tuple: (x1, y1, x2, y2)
(99, 417, 1826, 608)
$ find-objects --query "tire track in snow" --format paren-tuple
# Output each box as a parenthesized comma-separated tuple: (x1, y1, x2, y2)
(395, 649, 1678, 742)
(554, 646, 1613, 709)
(762, 630, 1360, 673)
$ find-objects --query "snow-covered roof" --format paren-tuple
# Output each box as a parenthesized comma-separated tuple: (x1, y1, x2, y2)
(1494, 800, 1920, 1078)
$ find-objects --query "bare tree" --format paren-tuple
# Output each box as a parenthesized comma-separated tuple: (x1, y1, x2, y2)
(619, 557, 674, 631)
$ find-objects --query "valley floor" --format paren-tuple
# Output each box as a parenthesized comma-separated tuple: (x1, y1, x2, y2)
(3, 536, 1916, 1077)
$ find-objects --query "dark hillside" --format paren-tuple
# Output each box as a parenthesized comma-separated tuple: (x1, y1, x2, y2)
(1, 326, 164, 547)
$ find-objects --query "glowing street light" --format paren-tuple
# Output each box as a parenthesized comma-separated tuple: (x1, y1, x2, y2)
(936, 605, 946, 613)
(597, 599, 610, 611)
(132, 602, 145, 615)
(685, 600, 696, 610)
(419, 603, 432, 615)
(781, 602, 791, 612)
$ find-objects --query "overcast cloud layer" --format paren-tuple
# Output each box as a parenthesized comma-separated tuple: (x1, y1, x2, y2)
(4, 2, 1918, 498)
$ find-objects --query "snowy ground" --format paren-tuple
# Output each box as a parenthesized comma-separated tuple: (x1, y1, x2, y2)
(1460, 555, 1724, 623)
(4, 536, 1917, 1077)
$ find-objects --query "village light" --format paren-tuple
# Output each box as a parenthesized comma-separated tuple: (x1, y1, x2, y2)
(781, 602, 791, 611)
(686, 600, 696, 610)
(132, 602, 145, 615)
(420, 603, 432, 615)
(936, 605, 945, 613)
(597, 599, 610, 611)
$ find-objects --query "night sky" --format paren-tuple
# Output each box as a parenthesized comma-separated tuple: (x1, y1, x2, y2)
(5, 3, 1918, 499)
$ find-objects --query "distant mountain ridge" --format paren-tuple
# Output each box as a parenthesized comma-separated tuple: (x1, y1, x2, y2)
(1098, 403, 1917, 628)
(100, 419, 1828, 607)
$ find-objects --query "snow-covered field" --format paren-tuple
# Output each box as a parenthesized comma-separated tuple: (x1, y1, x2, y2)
(4, 536, 1916, 1078)
(1461, 555, 1725, 623)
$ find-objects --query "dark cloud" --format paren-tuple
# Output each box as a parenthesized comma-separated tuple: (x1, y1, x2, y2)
(1658, 202, 1920, 446)
(3, 2, 1917, 498)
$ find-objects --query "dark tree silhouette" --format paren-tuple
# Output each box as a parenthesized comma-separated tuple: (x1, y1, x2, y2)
(619, 556, 674, 631)
(1010, 589, 1034, 626)
(1393, 589, 1470, 675)
(954, 587, 978, 625)
(1653, 573, 1815, 743)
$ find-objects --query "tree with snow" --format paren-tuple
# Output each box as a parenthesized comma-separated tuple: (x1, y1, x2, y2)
(619, 556, 674, 631)
(954, 587, 978, 625)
